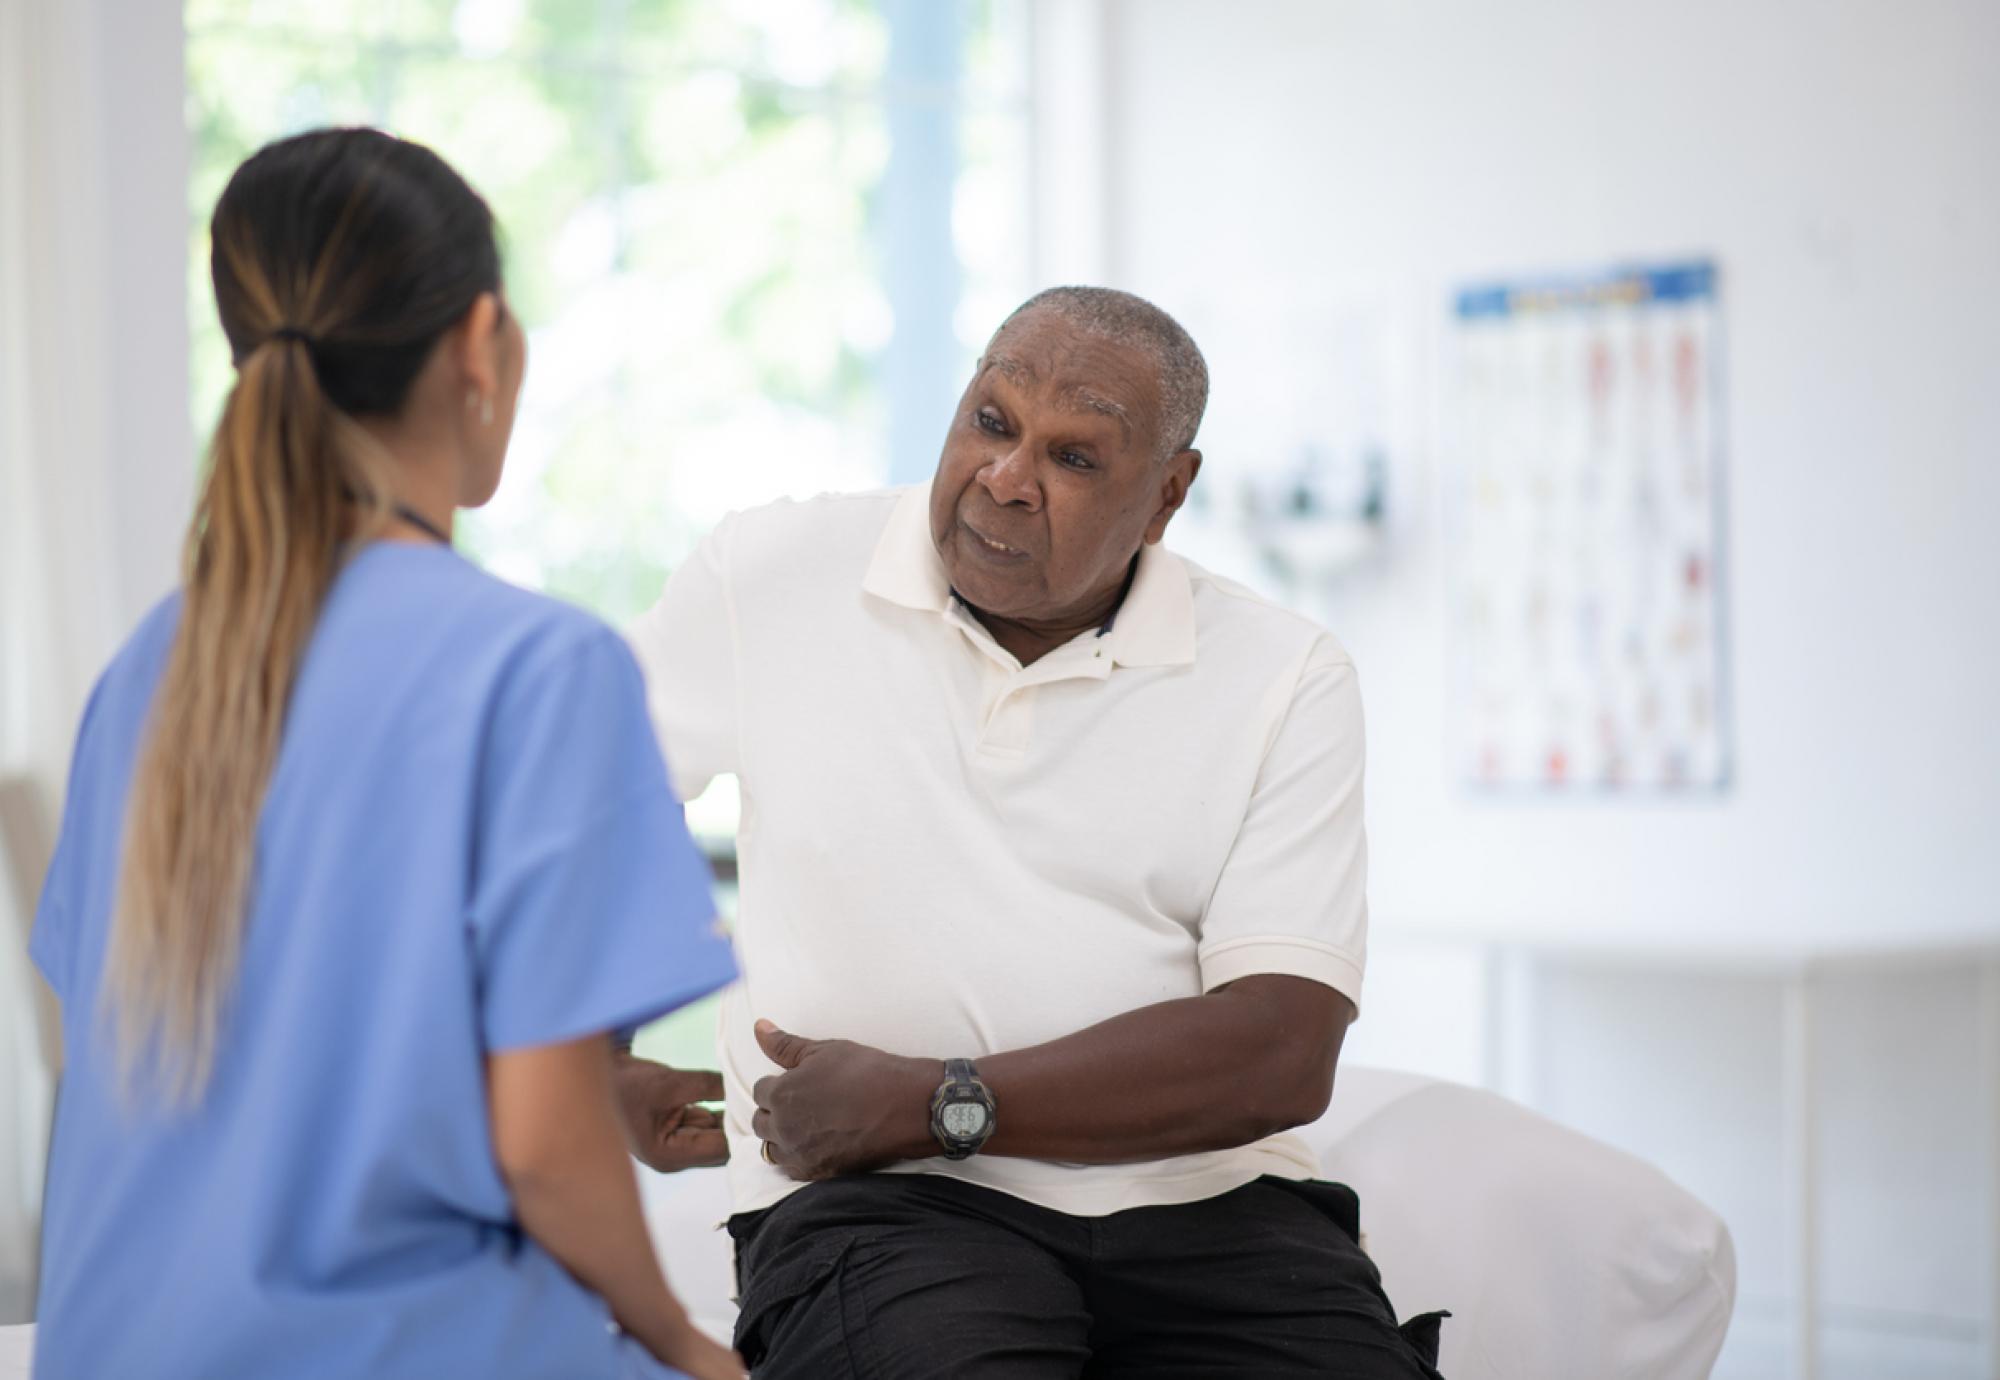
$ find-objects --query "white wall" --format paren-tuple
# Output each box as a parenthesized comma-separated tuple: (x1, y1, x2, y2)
(1101, 0, 2000, 956)
(1093, 1, 2000, 1373)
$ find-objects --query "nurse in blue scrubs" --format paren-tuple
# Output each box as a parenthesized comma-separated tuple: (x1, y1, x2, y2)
(28, 129, 744, 1379)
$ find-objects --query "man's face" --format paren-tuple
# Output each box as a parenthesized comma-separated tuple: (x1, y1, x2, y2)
(928, 310, 1198, 625)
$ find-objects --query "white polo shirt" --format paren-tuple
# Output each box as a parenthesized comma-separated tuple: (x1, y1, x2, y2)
(627, 484, 1368, 1218)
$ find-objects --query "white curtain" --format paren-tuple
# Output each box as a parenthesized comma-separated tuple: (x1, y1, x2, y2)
(0, 0, 190, 1324)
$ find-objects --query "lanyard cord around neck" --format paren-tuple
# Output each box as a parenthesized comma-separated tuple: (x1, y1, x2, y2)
(392, 503, 451, 546)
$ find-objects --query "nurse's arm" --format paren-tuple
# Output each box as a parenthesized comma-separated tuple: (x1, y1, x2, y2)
(488, 1035, 745, 1380)
(750, 974, 1349, 1178)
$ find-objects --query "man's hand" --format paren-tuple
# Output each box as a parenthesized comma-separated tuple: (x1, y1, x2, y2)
(612, 1051, 729, 1173)
(750, 1020, 941, 1182)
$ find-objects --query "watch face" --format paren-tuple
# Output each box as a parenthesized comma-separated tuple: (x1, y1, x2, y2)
(939, 1100, 990, 1140)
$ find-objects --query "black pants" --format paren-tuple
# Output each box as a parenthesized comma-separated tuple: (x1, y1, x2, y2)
(727, 1174, 1447, 1379)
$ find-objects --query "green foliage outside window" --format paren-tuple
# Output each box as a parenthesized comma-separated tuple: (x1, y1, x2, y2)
(186, 0, 1023, 619)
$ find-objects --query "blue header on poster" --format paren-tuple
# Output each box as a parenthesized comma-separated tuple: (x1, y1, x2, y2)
(1455, 261, 1717, 320)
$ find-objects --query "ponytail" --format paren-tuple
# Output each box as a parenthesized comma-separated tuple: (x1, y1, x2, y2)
(105, 128, 497, 1103)
(107, 329, 388, 1102)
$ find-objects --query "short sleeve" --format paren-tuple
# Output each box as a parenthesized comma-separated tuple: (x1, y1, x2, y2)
(28, 833, 74, 1000)
(625, 516, 741, 803)
(469, 624, 737, 1052)
(28, 673, 111, 1002)
(1197, 642, 1368, 1017)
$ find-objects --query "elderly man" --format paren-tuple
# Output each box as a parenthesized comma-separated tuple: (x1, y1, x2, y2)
(621, 288, 1443, 1378)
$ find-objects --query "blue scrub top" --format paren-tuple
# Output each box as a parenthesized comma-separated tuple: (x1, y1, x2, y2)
(30, 542, 737, 1379)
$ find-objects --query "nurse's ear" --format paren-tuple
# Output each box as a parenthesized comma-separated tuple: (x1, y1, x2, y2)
(453, 293, 505, 414)
(449, 292, 524, 506)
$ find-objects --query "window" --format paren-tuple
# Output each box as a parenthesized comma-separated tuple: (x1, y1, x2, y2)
(185, 0, 1030, 1068)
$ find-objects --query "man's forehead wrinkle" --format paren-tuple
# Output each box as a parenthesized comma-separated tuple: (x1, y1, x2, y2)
(1060, 386, 1134, 439)
(1071, 390, 1128, 420)
(998, 316, 1140, 379)
(986, 335, 1152, 444)
(984, 352, 1036, 384)
(995, 287, 1209, 455)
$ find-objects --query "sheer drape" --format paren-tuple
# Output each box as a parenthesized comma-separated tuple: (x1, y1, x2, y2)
(0, 0, 189, 1323)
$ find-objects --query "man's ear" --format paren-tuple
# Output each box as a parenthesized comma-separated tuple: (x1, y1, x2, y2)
(1145, 449, 1202, 545)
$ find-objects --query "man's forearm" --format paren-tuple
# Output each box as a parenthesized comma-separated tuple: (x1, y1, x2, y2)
(975, 975, 1350, 1163)
(757, 975, 1351, 1177)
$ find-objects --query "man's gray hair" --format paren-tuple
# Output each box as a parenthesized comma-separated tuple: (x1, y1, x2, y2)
(994, 286, 1209, 457)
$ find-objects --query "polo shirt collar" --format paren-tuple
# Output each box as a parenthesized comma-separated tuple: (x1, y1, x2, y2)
(1104, 538, 1198, 668)
(862, 483, 1197, 669)
(860, 483, 953, 614)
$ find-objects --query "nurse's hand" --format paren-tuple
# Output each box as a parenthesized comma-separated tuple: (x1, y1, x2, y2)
(612, 1051, 730, 1173)
(750, 1020, 941, 1181)
(654, 1322, 746, 1380)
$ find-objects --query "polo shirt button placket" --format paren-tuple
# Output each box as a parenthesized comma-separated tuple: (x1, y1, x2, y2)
(979, 682, 1036, 758)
